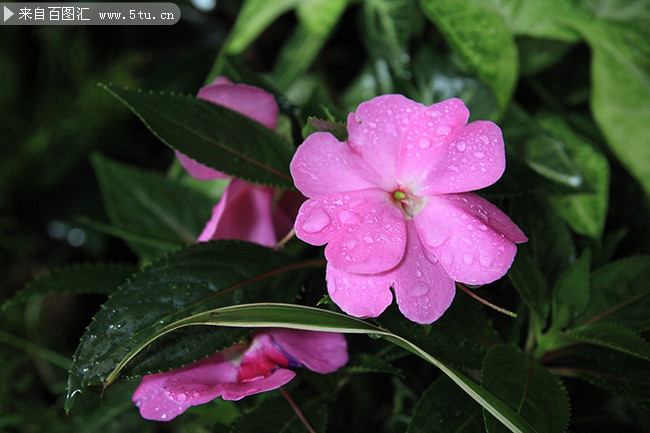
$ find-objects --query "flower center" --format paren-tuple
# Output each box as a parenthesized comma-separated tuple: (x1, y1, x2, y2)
(391, 189, 428, 219)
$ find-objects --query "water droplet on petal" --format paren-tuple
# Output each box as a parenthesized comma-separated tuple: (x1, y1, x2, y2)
(161, 414, 167, 420)
(478, 224, 488, 231)
(302, 208, 330, 233)
(474, 151, 485, 159)
(418, 138, 431, 149)
(363, 235, 373, 243)
(436, 126, 451, 136)
(456, 141, 466, 152)
(463, 254, 474, 265)
(176, 393, 187, 402)
(415, 269, 422, 278)
(412, 282, 430, 296)
(480, 135, 489, 145)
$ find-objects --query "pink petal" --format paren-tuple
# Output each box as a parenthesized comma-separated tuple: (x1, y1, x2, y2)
(347, 95, 426, 187)
(295, 189, 407, 274)
(326, 264, 394, 318)
(266, 328, 349, 374)
(219, 369, 296, 401)
(237, 334, 290, 382)
(391, 221, 456, 324)
(395, 98, 469, 191)
(197, 80, 278, 130)
(290, 132, 379, 198)
(132, 349, 241, 421)
(175, 151, 230, 181)
(198, 179, 277, 247)
(421, 121, 506, 195)
(414, 193, 525, 285)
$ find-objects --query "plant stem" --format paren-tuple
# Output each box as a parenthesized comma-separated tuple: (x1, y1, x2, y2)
(280, 387, 317, 433)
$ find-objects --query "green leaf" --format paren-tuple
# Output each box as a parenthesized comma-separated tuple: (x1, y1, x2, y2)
(575, 255, 650, 331)
(296, 0, 348, 36)
(551, 250, 591, 330)
(543, 115, 610, 239)
(2, 262, 136, 310)
(362, 0, 422, 80)
(100, 303, 536, 433)
(482, 346, 570, 433)
(488, 0, 586, 41)
(92, 154, 212, 261)
(407, 376, 483, 433)
(418, 0, 518, 110)
(224, 0, 300, 54)
(576, 20, 650, 197)
(567, 322, 650, 361)
(100, 84, 295, 189)
(508, 245, 550, 319)
(556, 345, 650, 409)
(65, 242, 318, 412)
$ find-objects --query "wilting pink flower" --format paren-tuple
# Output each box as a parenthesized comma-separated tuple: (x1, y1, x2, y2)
(133, 328, 348, 421)
(176, 77, 302, 246)
(290, 96, 527, 324)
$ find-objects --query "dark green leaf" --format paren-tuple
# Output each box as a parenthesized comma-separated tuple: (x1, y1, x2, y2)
(100, 84, 296, 188)
(65, 242, 318, 412)
(508, 245, 550, 319)
(2, 262, 136, 310)
(575, 255, 650, 331)
(302, 118, 348, 142)
(231, 395, 327, 433)
(407, 376, 482, 433)
(556, 345, 650, 409)
(346, 353, 404, 378)
(418, 0, 518, 110)
(92, 154, 212, 261)
(551, 250, 591, 330)
(483, 346, 570, 433)
(567, 322, 650, 361)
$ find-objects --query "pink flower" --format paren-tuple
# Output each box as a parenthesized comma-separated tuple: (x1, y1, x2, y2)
(176, 77, 302, 246)
(132, 328, 348, 421)
(290, 96, 527, 324)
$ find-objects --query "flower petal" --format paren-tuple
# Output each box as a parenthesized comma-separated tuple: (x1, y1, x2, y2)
(237, 334, 290, 382)
(290, 132, 379, 198)
(326, 264, 394, 318)
(414, 193, 524, 285)
(396, 98, 470, 191)
(266, 328, 349, 374)
(219, 369, 296, 401)
(198, 179, 277, 247)
(295, 189, 407, 273)
(132, 349, 241, 421)
(391, 221, 455, 324)
(347, 94, 426, 187)
(272, 191, 306, 240)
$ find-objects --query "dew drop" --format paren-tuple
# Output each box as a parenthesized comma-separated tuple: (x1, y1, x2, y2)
(436, 126, 451, 136)
(474, 151, 485, 159)
(478, 224, 488, 231)
(176, 393, 187, 402)
(415, 269, 423, 278)
(480, 135, 489, 145)
(412, 282, 430, 296)
(418, 138, 431, 149)
(161, 414, 167, 420)
(363, 235, 374, 244)
(302, 208, 330, 233)
(456, 141, 466, 151)
(463, 254, 474, 265)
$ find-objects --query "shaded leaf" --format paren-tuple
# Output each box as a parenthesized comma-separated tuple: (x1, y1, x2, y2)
(575, 255, 650, 331)
(92, 155, 212, 260)
(2, 262, 136, 310)
(66, 242, 317, 412)
(231, 395, 327, 433)
(407, 376, 482, 433)
(101, 84, 296, 189)
(483, 346, 570, 433)
(508, 245, 550, 319)
(567, 322, 650, 361)
(346, 353, 404, 378)
(551, 250, 591, 330)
